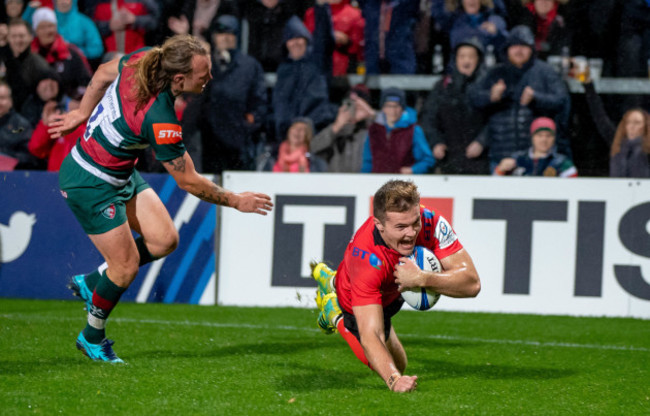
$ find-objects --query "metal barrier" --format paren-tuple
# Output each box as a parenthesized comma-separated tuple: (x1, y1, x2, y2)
(264, 73, 650, 94)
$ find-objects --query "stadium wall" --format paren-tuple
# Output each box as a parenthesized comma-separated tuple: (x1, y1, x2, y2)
(0, 171, 216, 305)
(219, 172, 650, 319)
(2, 171, 649, 319)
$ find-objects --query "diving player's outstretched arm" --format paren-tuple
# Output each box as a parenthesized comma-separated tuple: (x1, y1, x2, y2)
(163, 151, 273, 215)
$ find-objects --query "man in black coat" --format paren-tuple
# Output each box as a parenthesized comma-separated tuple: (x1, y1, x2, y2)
(200, 15, 268, 173)
(239, 0, 297, 72)
(419, 36, 489, 175)
(272, 14, 334, 141)
(0, 19, 51, 112)
(0, 81, 38, 170)
(468, 25, 569, 172)
(617, 0, 650, 78)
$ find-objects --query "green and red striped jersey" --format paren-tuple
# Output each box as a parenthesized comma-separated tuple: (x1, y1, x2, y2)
(71, 48, 186, 186)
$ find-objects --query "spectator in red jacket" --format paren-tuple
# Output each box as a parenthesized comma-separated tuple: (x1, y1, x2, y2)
(30, 7, 91, 99)
(304, 0, 365, 76)
(28, 97, 82, 171)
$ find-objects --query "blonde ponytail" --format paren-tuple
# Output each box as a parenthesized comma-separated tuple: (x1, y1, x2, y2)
(127, 35, 208, 110)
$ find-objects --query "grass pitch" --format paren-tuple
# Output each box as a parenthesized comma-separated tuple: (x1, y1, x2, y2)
(1, 299, 648, 415)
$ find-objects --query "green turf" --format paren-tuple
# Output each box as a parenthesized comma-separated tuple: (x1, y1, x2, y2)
(1, 299, 648, 415)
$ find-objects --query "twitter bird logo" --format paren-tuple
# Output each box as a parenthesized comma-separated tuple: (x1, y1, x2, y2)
(0, 211, 37, 263)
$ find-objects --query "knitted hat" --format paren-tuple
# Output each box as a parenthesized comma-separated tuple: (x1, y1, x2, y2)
(506, 25, 535, 49)
(32, 7, 57, 31)
(530, 117, 556, 135)
(380, 87, 405, 108)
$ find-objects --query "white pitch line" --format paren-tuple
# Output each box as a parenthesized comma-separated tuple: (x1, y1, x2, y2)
(2, 313, 649, 353)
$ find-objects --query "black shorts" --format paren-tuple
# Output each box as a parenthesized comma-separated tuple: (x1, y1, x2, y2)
(341, 297, 404, 342)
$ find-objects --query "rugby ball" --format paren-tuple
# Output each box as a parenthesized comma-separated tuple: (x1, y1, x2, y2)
(401, 246, 442, 311)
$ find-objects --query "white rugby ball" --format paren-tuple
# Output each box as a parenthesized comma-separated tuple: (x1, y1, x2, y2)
(401, 246, 441, 311)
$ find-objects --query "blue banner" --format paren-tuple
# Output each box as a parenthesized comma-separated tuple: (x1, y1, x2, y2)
(0, 171, 217, 304)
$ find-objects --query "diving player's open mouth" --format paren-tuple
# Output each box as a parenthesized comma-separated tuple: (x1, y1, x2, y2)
(399, 240, 415, 252)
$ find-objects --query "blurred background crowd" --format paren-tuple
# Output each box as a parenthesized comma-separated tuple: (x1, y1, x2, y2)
(0, 0, 648, 178)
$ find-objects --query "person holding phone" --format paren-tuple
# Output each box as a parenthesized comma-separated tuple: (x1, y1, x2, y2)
(310, 83, 376, 173)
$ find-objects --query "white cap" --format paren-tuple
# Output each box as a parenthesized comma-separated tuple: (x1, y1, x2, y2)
(32, 7, 57, 31)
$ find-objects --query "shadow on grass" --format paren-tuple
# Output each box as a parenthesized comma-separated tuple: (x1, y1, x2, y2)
(0, 356, 99, 375)
(127, 338, 340, 360)
(275, 363, 381, 392)
(415, 358, 577, 381)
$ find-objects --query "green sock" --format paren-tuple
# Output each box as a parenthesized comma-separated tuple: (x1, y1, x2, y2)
(84, 237, 155, 292)
(82, 271, 127, 344)
(84, 269, 102, 292)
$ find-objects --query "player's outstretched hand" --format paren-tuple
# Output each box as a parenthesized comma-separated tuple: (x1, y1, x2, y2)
(47, 110, 87, 139)
(392, 375, 418, 393)
(394, 257, 423, 291)
(234, 192, 273, 215)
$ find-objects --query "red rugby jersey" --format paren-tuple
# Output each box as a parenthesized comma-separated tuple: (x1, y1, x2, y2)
(335, 205, 463, 313)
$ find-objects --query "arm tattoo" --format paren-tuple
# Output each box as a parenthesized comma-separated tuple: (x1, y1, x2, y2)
(195, 183, 231, 207)
(164, 157, 186, 173)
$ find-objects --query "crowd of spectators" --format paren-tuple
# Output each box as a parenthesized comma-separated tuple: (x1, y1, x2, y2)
(0, 0, 648, 178)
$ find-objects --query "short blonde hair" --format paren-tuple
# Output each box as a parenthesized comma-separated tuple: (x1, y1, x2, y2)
(373, 180, 420, 223)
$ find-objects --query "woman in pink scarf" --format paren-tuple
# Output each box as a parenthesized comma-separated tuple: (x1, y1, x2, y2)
(273, 118, 313, 173)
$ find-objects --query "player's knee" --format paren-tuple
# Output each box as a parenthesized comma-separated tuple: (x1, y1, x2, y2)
(149, 228, 179, 258)
(161, 228, 179, 256)
(107, 257, 139, 286)
(122, 256, 140, 278)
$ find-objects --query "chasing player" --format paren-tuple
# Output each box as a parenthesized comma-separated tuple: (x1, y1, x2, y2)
(312, 179, 480, 392)
(49, 35, 273, 363)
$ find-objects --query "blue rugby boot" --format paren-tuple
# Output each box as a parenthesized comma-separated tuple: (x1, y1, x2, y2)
(68, 274, 93, 311)
(76, 332, 124, 363)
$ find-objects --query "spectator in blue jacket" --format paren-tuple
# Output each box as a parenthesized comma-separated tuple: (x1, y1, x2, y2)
(23, 0, 104, 60)
(200, 15, 268, 173)
(358, 0, 419, 74)
(272, 15, 335, 141)
(468, 25, 569, 172)
(432, 0, 508, 57)
(362, 87, 435, 174)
